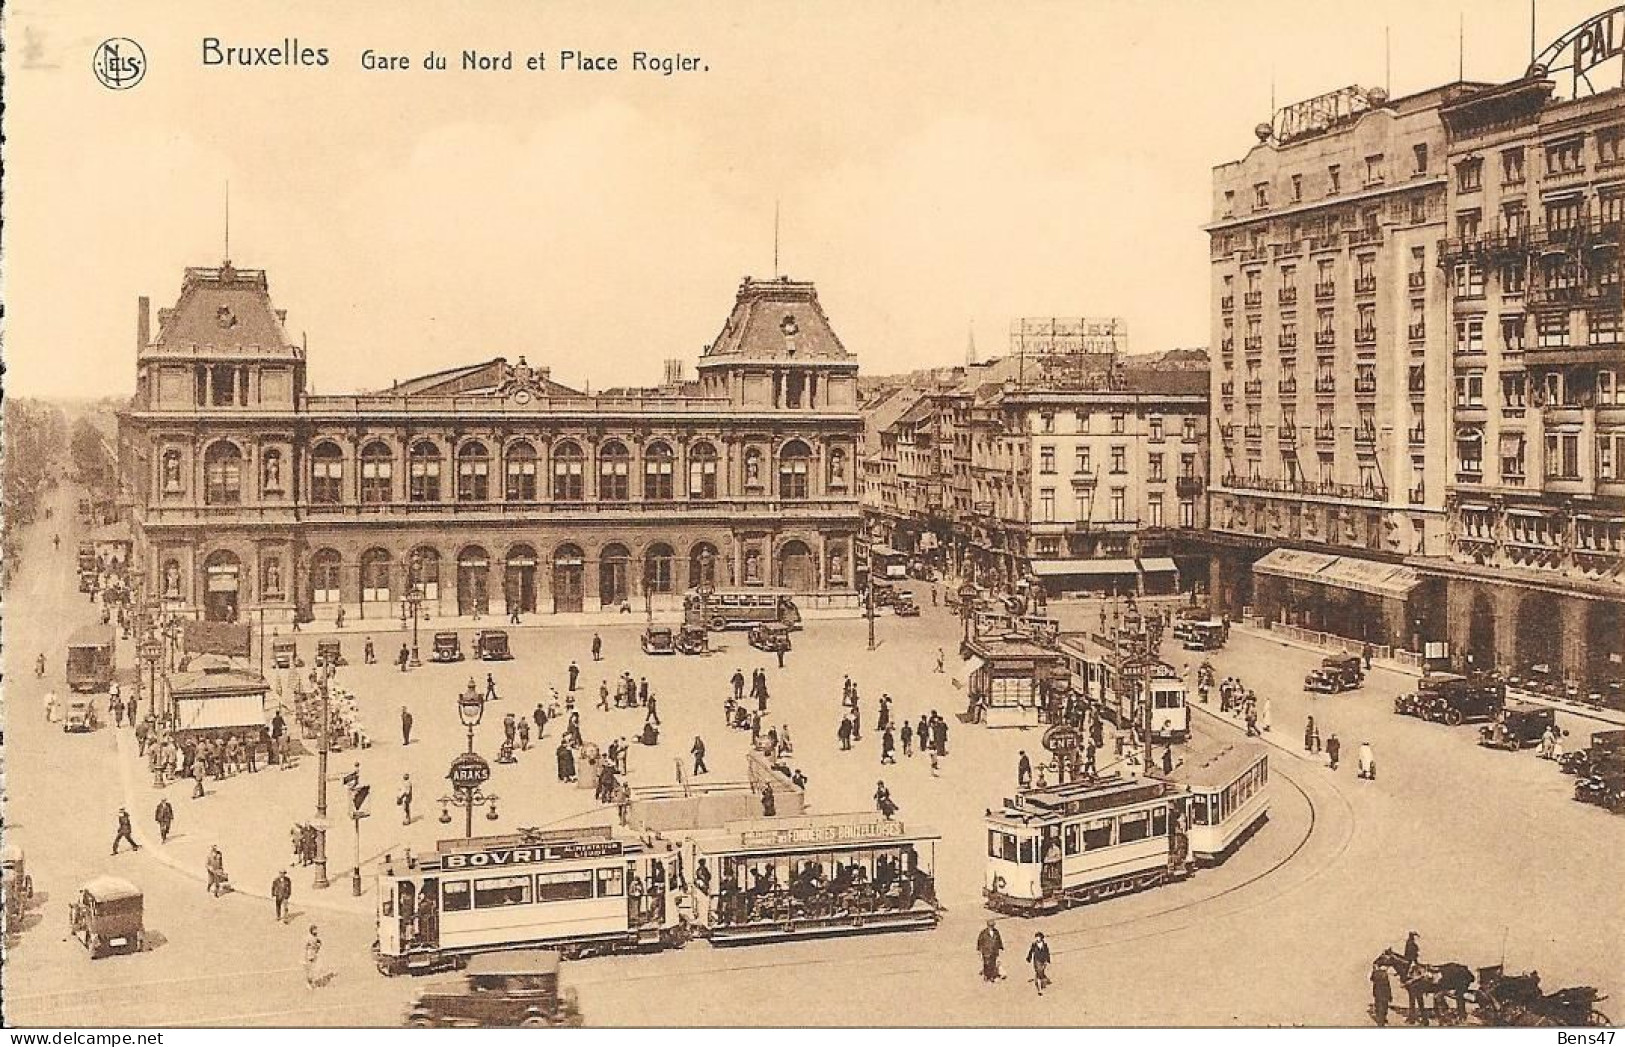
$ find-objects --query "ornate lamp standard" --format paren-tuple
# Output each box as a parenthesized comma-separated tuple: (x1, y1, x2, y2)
(439, 680, 500, 839)
(402, 552, 424, 668)
(311, 659, 336, 889)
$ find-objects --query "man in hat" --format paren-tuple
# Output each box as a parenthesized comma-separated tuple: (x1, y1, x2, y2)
(400, 705, 414, 747)
(272, 869, 293, 923)
(1358, 741, 1376, 780)
(112, 808, 140, 854)
(397, 774, 414, 825)
(1026, 931, 1052, 995)
(153, 796, 174, 843)
(1370, 960, 1393, 1026)
(977, 919, 1005, 982)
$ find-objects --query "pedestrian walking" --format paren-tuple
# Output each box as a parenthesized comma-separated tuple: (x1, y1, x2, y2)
(485, 673, 499, 701)
(568, 661, 580, 692)
(838, 715, 854, 751)
(112, 808, 140, 854)
(400, 705, 414, 746)
(591, 633, 603, 661)
(936, 648, 945, 673)
(1161, 745, 1174, 776)
(1017, 750, 1033, 789)
(761, 783, 776, 816)
(639, 677, 650, 706)
(901, 721, 914, 757)
(1304, 716, 1319, 753)
(874, 780, 898, 819)
(206, 846, 230, 897)
(503, 713, 517, 747)
(1357, 741, 1375, 780)
(977, 919, 1005, 982)
(364, 637, 376, 664)
(1261, 696, 1272, 733)
(303, 926, 323, 989)
(154, 797, 173, 843)
(1370, 961, 1393, 1026)
(691, 735, 708, 775)
(1362, 642, 1373, 671)
(1326, 733, 1341, 771)
(1026, 932, 1052, 995)
(731, 669, 745, 701)
(881, 727, 896, 764)
(35, 652, 45, 678)
(272, 870, 293, 923)
(517, 717, 531, 750)
(398, 644, 410, 672)
(398, 774, 414, 825)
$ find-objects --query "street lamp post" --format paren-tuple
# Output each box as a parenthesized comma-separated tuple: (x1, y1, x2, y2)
(312, 660, 334, 889)
(440, 680, 499, 839)
(866, 572, 876, 651)
(403, 553, 423, 668)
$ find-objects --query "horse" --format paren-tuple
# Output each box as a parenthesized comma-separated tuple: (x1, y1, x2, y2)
(1376, 949, 1474, 1024)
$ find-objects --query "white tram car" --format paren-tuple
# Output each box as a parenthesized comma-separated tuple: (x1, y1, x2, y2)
(984, 744, 1270, 914)
(1057, 635, 1190, 743)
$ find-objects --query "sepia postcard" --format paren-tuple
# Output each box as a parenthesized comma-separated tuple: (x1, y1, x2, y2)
(1, 0, 1621, 1034)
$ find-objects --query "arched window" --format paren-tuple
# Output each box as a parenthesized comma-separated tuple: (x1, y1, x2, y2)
(778, 440, 811, 500)
(599, 440, 630, 501)
(409, 441, 442, 502)
(644, 542, 676, 594)
(311, 549, 342, 604)
(644, 441, 675, 501)
(262, 449, 285, 495)
(457, 442, 490, 502)
(310, 442, 344, 505)
(828, 447, 848, 490)
(505, 441, 538, 501)
(410, 547, 441, 602)
(205, 442, 244, 505)
(360, 442, 393, 505)
(553, 442, 584, 501)
(360, 548, 392, 604)
(688, 442, 719, 500)
(161, 449, 184, 495)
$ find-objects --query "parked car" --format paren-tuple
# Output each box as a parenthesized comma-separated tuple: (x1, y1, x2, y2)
(868, 582, 897, 609)
(69, 877, 145, 958)
(893, 590, 920, 617)
(748, 622, 793, 653)
(1559, 729, 1625, 776)
(405, 950, 582, 1028)
(63, 697, 99, 733)
(1478, 702, 1557, 751)
(272, 639, 301, 670)
(473, 630, 512, 661)
(3, 844, 34, 923)
(1304, 655, 1363, 694)
(640, 626, 677, 655)
(1573, 751, 1625, 812)
(1395, 672, 1505, 725)
(675, 624, 709, 655)
(432, 633, 464, 663)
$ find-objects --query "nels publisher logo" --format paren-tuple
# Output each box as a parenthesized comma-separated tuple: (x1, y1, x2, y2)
(92, 37, 146, 90)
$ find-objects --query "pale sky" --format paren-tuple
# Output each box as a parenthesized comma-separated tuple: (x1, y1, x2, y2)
(1, 0, 1606, 398)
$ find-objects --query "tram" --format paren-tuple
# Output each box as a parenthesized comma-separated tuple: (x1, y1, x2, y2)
(1057, 634, 1190, 742)
(984, 746, 1271, 914)
(1172, 745, 1270, 864)
(373, 828, 687, 975)
(681, 814, 941, 944)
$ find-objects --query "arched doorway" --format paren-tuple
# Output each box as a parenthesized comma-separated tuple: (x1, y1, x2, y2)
(553, 544, 584, 614)
(1515, 592, 1562, 678)
(203, 550, 242, 622)
(456, 546, 490, 617)
(360, 548, 392, 614)
(1466, 591, 1496, 672)
(505, 544, 538, 614)
(777, 539, 815, 592)
(689, 542, 719, 591)
(600, 543, 631, 607)
(644, 543, 676, 597)
(311, 549, 342, 609)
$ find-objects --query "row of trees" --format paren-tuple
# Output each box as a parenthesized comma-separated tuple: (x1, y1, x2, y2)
(3, 396, 70, 586)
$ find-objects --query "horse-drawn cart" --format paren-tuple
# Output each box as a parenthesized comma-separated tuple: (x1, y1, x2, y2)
(1473, 966, 1611, 1027)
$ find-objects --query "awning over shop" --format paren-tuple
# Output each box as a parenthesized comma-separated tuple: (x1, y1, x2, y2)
(1030, 558, 1139, 577)
(1251, 547, 1340, 584)
(1314, 557, 1421, 599)
(1136, 556, 1179, 575)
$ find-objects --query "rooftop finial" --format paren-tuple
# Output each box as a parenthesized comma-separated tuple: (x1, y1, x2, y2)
(224, 180, 231, 264)
(773, 199, 780, 279)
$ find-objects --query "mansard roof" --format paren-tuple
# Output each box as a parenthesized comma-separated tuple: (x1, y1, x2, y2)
(699, 276, 854, 366)
(152, 262, 298, 356)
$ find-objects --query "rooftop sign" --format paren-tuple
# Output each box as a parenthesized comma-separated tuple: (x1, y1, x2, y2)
(1531, 6, 1625, 98)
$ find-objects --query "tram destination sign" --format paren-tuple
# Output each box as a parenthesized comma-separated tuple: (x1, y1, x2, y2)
(740, 819, 906, 848)
(441, 840, 624, 870)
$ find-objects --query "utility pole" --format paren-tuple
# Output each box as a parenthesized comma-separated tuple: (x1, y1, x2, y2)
(866, 572, 876, 651)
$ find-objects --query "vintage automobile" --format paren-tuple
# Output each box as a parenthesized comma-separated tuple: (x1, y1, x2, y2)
(69, 877, 145, 958)
(893, 590, 921, 617)
(1177, 620, 1226, 652)
(1304, 655, 1364, 694)
(432, 633, 465, 663)
(272, 638, 301, 670)
(675, 624, 709, 655)
(1478, 702, 1557, 751)
(1559, 729, 1625, 776)
(868, 582, 897, 609)
(640, 626, 677, 655)
(1395, 672, 1505, 725)
(3, 844, 34, 923)
(474, 630, 512, 661)
(405, 950, 583, 1028)
(316, 640, 346, 668)
(748, 622, 793, 653)
(63, 697, 99, 733)
(1573, 751, 1625, 811)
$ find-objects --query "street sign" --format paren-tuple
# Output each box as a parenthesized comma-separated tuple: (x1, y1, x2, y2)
(448, 752, 492, 788)
(1042, 724, 1082, 754)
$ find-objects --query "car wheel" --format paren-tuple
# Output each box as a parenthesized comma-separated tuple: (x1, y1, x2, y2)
(1443, 708, 1463, 727)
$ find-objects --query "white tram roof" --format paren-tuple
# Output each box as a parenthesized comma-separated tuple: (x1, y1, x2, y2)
(1170, 743, 1268, 791)
(688, 813, 941, 857)
(989, 775, 1180, 827)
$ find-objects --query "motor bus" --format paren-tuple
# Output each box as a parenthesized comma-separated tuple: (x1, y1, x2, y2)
(683, 588, 801, 632)
(1172, 744, 1270, 863)
(66, 625, 117, 693)
(1057, 634, 1189, 742)
(680, 814, 941, 944)
(373, 827, 687, 975)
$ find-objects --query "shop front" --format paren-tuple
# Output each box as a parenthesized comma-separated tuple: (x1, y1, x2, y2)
(1251, 548, 1422, 649)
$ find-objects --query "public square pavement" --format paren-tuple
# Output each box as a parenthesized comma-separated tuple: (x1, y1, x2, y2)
(5, 491, 1621, 1026)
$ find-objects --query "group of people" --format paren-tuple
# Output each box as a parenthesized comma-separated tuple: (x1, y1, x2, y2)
(977, 920, 1054, 996)
(1302, 714, 1377, 780)
(835, 674, 952, 778)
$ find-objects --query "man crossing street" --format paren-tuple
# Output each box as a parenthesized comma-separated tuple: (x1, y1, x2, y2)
(272, 869, 293, 923)
(153, 797, 174, 843)
(400, 706, 414, 746)
(112, 808, 140, 854)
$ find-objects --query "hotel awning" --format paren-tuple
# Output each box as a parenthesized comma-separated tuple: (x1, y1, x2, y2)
(1314, 557, 1422, 599)
(1136, 556, 1179, 575)
(1251, 547, 1340, 584)
(1030, 558, 1139, 578)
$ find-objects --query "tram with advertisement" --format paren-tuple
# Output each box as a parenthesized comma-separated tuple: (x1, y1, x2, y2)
(984, 746, 1270, 914)
(680, 814, 941, 944)
(683, 588, 802, 632)
(1057, 634, 1190, 742)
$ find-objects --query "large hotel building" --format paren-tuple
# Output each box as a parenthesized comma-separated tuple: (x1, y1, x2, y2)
(1205, 13, 1624, 693)
(118, 264, 865, 624)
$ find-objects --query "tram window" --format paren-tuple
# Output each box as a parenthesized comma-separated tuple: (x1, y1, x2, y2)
(1190, 796, 1211, 826)
(442, 880, 472, 912)
(475, 875, 533, 908)
(535, 870, 594, 903)
(1119, 813, 1150, 843)
(1017, 837, 1038, 863)
(988, 830, 1018, 861)
(1063, 823, 1081, 856)
(1082, 819, 1113, 851)
(1151, 807, 1168, 836)
(596, 867, 624, 898)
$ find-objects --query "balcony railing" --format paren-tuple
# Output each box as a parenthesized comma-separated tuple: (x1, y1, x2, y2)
(1219, 423, 1235, 440)
(1244, 336, 1264, 351)
(1314, 330, 1337, 347)
(1354, 274, 1377, 294)
(1348, 227, 1384, 247)
(1279, 331, 1298, 348)
(1354, 426, 1377, 445)
(1221, 295, 1235, 312)
(1278, 287, 1298, 306)
(1071, 470, 1097, 489)
(1354, 375, 1378, 394)
(1408, 485, 1426, 505)
(1278, 378, 1298, 395)
(1408, 271, 1426, 290)
(1408, 425, 1426, 445)
(1314, 377, 1337, 394)
(1221, 338, 1235, 355)
(1176, 476, 1205, 497)
(1243, 424, 1264, 440)
(1244, 379, 1264, 397)
(1314, 281, 1337, 299)
(1354, 326, 1377, 345)
(1408, 322, 1426, 341)
(1241, 245, 1270, 263)
(1243, 290, 1264, 308)
(1310, 233, 1343, 252)
(1220, 381, 1235, 397)
(1273, 241, 1304, 259)
(1220, 474, 1389, 502)
(1313, 424, 1336, 442)
(1278, 425, 1298, 442)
